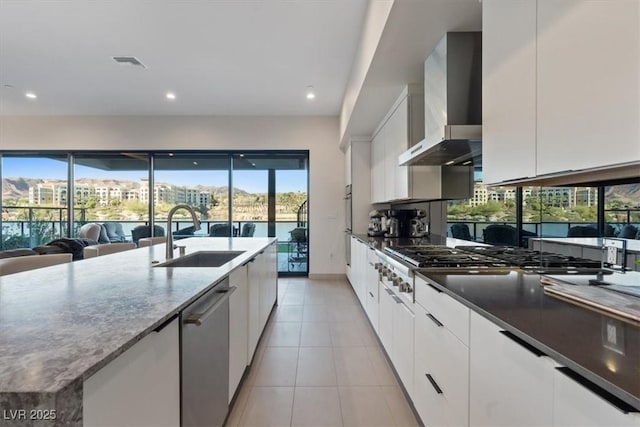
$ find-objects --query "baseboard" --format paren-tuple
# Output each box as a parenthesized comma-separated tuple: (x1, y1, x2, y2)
(308, 273, 347, 280)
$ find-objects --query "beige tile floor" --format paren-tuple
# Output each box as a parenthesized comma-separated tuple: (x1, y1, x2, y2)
(226, 277, 420, 427)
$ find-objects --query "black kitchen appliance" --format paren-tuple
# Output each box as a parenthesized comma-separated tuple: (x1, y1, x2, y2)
(384, 209, 425, 238)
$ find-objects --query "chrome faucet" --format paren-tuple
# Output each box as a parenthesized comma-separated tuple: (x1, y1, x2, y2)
(166, 204, 202, 260)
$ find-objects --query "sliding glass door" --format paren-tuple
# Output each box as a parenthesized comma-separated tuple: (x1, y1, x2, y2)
(232, 152, 308, 275)
(153, 153, 230, 240)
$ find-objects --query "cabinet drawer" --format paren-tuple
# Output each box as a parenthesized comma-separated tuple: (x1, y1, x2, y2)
(415, 276, 469, 346)
(414, 305, 469, 427)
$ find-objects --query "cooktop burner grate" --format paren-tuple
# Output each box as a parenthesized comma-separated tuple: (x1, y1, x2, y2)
(384, 244, 604, 270)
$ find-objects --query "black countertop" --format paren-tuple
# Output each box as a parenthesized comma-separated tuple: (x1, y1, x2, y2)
(416, 270, 640, 411)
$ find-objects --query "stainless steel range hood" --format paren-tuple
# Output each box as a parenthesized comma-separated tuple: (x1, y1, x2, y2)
(399, 32, 482, 167)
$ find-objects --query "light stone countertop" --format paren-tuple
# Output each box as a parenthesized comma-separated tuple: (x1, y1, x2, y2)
(0, 237, 275, 399)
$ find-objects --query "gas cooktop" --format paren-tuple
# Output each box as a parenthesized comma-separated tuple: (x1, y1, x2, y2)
(383, 244, 605, 273)
(383, 245, 512, 268)
(455, 245, 602, 269)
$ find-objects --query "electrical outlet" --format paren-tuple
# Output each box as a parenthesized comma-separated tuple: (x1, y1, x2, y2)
(607, 246, 618, 265)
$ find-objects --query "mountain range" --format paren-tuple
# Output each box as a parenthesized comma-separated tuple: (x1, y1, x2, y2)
(1, 177, 250, 199)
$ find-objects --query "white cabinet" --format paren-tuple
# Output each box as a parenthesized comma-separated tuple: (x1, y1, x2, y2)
(536, 0, 640, 175)
(413, 277, 469, 427)
(469, 311, 555, 427)
(370, 84, 429, 203)
(553, 368, 640, 427)
(365, 247, 380, 333)
(229, 264, 248, 402)
(371, 127, 386, 203)
(482, 0, 537, 184)
(482, 0, 640, 184)
(391, 295, 414, 397)
(83, 317, 180, 427)
(347, 137, 371, 234)
(247, 242, 277, 362)
(348, 237, 369, 306)
(378, 284, 395, 355)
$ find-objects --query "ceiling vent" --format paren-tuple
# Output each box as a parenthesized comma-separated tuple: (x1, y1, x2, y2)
(112, 56, 146, 68)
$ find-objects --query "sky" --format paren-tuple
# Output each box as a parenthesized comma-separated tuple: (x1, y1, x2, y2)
(1, 158, 307, 193)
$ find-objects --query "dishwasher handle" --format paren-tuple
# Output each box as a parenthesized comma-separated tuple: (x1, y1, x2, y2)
(184, 286, 237, 326)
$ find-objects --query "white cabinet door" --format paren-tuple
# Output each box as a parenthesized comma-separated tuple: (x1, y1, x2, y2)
(537, 0, 640, 175)
(365, 248, 380, 332)
(371, 128, 386, 203)
(414, 300, 469, 427)
(385, 96, 410, 201)
(469, 311, 555, 427)
(345, 143, 352, 186)
(482, 0, 537, 184)
(83, 318, 180, 427)
(378, 284, 394, 356)
(247, 256, 261, 361)
(229, 265, 248, 402)
(391, 296, 414, 397)
(553, 368, 640, 427)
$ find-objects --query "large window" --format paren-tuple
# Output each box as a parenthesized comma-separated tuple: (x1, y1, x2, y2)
(604, 183, 640, 238)
(0, 150, 309, 276)
(73, 153, 150, 238)
(154, 153, 230, 238)
(448, 180, 600, 246)
(1, 153, 68, 249)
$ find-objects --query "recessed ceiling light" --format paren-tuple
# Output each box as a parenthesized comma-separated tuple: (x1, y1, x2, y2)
(25, 92, 37, 99)
(306, 86, 315, 100)
(168, 153, 174, 157)
(445, 160, 455, 165)
(166, 92, 176, 100)
(239, 154, 244, 158)
(193, 161, 198, 165)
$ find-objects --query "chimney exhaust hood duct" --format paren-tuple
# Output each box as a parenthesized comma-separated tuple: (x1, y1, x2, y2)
(399, 32, 482, 167)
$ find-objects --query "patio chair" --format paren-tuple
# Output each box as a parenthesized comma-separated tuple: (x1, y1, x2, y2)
(131, 225, 165, 245)
(209, 224, 231, 237)
(240, 223, 256, 237)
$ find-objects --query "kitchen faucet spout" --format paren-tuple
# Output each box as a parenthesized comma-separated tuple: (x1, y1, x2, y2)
(166, 204, 202, 260)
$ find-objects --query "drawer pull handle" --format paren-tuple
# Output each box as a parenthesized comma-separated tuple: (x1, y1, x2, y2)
(499, 330, 545, 357)
(426, 374, 443, 394)
(425, 281, 443, 293)
(427, 313, 443, 327)
(369, 291, 374, 298)
(555, 367, 638, 414)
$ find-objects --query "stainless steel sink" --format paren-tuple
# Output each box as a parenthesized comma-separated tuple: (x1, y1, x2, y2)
(154, 251, 245, 267)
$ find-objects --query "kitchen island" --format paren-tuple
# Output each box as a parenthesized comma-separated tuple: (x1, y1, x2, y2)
(0, 237, 277, 427)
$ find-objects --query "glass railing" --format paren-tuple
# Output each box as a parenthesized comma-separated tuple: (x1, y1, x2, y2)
(1, 209, 308, 273)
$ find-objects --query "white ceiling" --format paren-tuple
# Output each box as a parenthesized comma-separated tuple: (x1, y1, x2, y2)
(0, 0, 367, 116)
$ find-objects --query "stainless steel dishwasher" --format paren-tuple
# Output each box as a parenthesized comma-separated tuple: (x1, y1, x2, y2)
(181, 278, 236, 427)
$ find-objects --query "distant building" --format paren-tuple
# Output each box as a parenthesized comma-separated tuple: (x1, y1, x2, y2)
(27, 179, 213, 208)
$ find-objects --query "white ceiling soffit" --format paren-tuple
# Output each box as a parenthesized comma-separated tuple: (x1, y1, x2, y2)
(0, 0, 367, 116)
(340, 0, 482, 145)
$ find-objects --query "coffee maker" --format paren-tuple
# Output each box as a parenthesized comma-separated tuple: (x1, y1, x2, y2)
(384, 209, 428, 238)
(409, 209, 428, 237)
(367, 210, 388, 237)
(384, 209, 413, 238)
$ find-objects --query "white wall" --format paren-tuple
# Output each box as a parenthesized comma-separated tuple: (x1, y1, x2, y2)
(0, 115, 345, 276)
